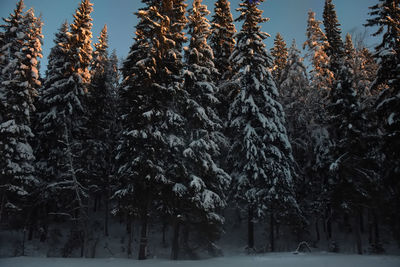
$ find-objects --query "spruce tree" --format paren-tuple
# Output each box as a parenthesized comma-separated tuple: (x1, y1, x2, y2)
(0, 1, 42, 223)
(322, 1, 372, 251)
(183, 0, 230, 255)
(116, 0, 189, 260)
(271, 32, 288, 86)
(209, 0, 237, 129)
(303, 10, 333, 95)
(35, 0, 94, 255)
(279, 40, 312, 240)
(87, 25, 118, 237)
(366, 0, 400, 245)
(35, 20, 89, 246)
(115, 0, 161, 259)
(68, 0, 93, 85)
(209, 0, 236, 82)
(280, 40, 310, 162)
(228, 0, 299, 252)
(323, 0, 344, 74)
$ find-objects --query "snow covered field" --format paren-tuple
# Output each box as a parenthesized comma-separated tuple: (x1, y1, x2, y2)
(1, 253, 400, 267)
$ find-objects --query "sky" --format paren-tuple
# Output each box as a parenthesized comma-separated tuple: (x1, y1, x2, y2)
(0, 0, 380, 71)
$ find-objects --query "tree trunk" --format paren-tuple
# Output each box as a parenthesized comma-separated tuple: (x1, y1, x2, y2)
(162, 221, 168, 247)
(138, 207, 148, 260)
(315, 218, 320, 242)
(104, 185, 109, 237)
(93, 195, 98, 212)
(247, 206, 254, 250)
(359, 207, 364, 233)
(326, 205, 332, 240)
(373, 210, 380, 245)
(270, 211, 275, 252)
(183, 224, 190, 257)
(276, 222, 280, 240)
(354, 210, 363, 255)
(0, 195, 5, 223)
(127, 217, 133, 258)
(171, 217, 180, 260)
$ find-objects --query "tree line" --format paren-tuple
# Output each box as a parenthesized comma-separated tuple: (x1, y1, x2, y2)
(0, 0, 399, 260)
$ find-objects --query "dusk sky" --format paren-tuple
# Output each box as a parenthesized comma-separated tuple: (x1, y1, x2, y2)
(0, 0, 380, 70)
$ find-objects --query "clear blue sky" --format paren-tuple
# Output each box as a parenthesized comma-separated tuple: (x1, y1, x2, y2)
(0, 0, 380, 71)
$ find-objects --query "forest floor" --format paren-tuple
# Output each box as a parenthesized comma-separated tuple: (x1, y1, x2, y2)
(1, 252, 400, 267)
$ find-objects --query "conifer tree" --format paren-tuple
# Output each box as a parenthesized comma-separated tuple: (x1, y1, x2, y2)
(68, 0, 93, 85)
(280, 40, 310, 160)
(271, 32, 288, 85)
(209, 0, 237, 128)
(0, 1, 42, 222)
(115, 0, 162, 259)
(279, 40, 313, 238)
(303, 10, 333, 95)
(355, 47, 378, 98)
(35, 0, 94, 255)
(321, 1, 372, 251)
(228, 0, 299, 252)
(209, 0, 236, 82)
(323, 0, 344, 74)
(116, 0, 189, 260)
(35, 21, 90, 252)
(87, 25, 118, 237)
(183, 0, 230, 255)
(366, 0, 400, 244)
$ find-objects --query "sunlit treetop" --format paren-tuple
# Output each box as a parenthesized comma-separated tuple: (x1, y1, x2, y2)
(246, 0, 261, 4)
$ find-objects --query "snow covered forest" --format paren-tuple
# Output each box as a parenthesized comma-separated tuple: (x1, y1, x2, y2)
(0, 0, 399, 262)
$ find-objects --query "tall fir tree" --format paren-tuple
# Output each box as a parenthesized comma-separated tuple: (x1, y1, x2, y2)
(0, 1, 42, 223)
(116, 0, 189, 260)
(271, 32, 288, 86)
(68, 0, 93, 85)
(321, 1, 372, 252)
(35, 0, 94, 256)
(209, 0, 236, 82)
(87, 25, 119, 237)
(228, 0, 300, 252)
(323, 0, 344, 74)
(278, 39, 312, 240)
(280, 40, 310, 172)
(116, 0, 162, 259)
(366, 0, 400, 245)
(183, 0, 230, 255)
(0, 0, 25, 124)
(209, 0, 237, 130)
(303, 10, 333, 95)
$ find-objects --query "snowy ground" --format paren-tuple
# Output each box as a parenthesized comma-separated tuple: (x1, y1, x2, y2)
(1, 253, 400, 267)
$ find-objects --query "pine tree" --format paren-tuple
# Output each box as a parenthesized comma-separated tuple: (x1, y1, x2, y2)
(228, 0, 299, 252)
(209, 0, 236, 82)
(366, 0, 400, 245)
(183, 0, 230, 255)
(0, 1, 41, 223)
(271, 32, 288, 85)
(303, 10, 333, 95)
